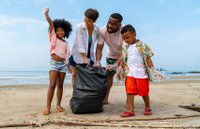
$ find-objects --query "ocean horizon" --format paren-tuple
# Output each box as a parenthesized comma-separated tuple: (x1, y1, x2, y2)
(0, 71, 71, 86)
(0, 70, 200, 86)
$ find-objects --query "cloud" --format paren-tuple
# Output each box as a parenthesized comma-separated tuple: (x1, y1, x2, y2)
(191, 8, 200, 15)
(65, 0, 79, 4)
(2, 0, 11, 4)
(148, 27, 200, 45)
(168, 28, 200, 44)
(1, 0, 49, 4)
(140, 26, 200, 72)
(0, 14, 81, 29)
(1, 0, 26, 4)
(0, 15, 46, 27)
(0, 30, 17, 40)
(0, 15, 48, 43)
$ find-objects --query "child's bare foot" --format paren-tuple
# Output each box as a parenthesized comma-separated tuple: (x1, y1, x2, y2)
(56, 106, 65, 112)
(43, 107, 50, 115)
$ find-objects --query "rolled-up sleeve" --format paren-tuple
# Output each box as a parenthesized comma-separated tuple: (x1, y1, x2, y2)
(140, 42, 154, 82)
(144, 43, 154, 58)
(76, 26, 86, 53)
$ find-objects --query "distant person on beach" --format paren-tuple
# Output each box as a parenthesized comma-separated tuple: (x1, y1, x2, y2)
(69, 8, 99, 87)
(94, 13, 125, 104)
(43, 7, 72, 115)
(116, 24, 163, 117)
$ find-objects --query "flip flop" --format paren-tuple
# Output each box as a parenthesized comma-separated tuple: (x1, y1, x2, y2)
(121, 111, 135, 117)
(144, 108, 152, 115)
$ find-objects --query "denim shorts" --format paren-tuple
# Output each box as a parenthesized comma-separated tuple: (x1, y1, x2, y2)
(49, 59, 68, 73)
(69, 55, 77, 67)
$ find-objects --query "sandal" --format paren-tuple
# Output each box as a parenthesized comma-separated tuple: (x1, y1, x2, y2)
(43, 109, 50, 115)
(144, 108, 152, 115)
(121, 111, 135, 117)
(56, 106, 65, 112)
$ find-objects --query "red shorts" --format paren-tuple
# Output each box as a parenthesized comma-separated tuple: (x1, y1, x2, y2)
(125, 76, 149, 96)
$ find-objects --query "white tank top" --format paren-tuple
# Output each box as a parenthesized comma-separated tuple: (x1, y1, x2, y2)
(126, 44, 148, 78)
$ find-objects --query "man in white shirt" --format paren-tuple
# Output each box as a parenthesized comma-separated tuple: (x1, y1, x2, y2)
(94, 13, 125, 104)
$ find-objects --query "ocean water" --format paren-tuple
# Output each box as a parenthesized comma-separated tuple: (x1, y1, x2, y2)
(0, 71, 200, 86)
(0, 71, 72, 86)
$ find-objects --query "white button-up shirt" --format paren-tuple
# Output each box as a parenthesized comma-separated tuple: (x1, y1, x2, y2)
(71, 23, 99, 64)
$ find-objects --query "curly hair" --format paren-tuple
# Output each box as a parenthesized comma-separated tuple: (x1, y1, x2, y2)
(53, 19, 72, 38)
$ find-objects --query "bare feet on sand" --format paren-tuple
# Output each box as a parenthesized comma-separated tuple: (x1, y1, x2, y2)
(56, 106, 65, 112)
(43, 107, 50, 115)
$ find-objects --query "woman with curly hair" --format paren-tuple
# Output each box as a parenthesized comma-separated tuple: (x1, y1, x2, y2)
(43, 7, 72, 115)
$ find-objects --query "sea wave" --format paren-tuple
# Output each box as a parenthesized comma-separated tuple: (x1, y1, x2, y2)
(0, 71, 200, 86)
(0, 76, 49, 79)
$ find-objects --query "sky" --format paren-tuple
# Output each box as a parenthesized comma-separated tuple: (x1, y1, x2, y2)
(0, 0, 199, 72)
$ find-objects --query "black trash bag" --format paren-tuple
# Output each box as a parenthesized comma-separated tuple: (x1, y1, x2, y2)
(70, 64, 109, 114)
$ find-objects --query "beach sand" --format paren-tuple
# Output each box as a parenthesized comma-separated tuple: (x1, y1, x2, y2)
(0, 78, 200, 129)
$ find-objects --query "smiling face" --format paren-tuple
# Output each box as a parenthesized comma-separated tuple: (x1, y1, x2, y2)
(56, 27, 65, 39)
(106, 17, 121, 34)
(122, 31, 136, 44)
(84, 16, 94, 29)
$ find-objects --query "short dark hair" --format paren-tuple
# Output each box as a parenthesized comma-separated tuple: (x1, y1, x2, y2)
(121, 24, 136, 34)
(53, 19, 72, 38)
(84, 8, 99, 22)
(110, 13, 123, 22)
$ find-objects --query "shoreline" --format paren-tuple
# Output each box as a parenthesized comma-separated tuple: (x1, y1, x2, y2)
(1, 74, 200, 86)
(1, 78, 200, 88)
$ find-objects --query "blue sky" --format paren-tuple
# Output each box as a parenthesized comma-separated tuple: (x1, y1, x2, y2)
(0, 0, 199, 72)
